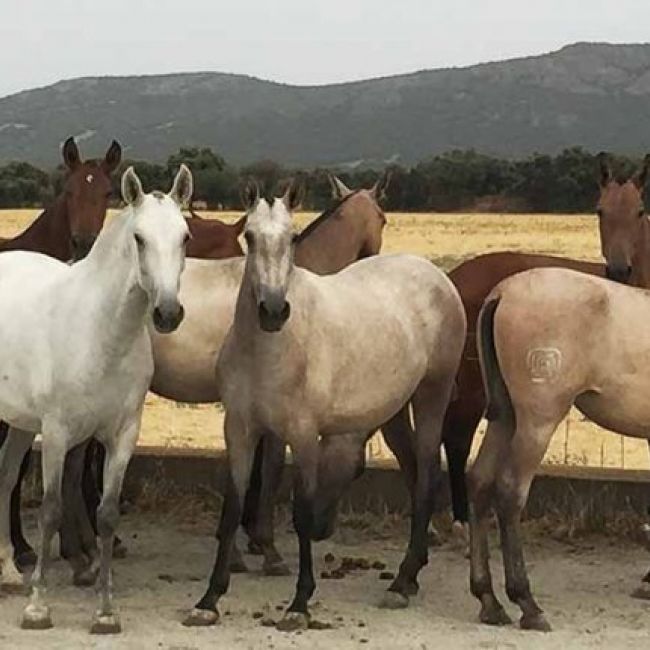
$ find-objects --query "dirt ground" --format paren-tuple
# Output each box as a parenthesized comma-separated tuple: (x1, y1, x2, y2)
(1, 510, 649, 649)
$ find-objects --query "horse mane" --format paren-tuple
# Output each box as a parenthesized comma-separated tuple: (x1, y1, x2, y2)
(294, 190, 362, 243)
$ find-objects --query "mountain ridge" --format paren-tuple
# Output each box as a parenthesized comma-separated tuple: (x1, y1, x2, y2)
(2, 42, 650, 167)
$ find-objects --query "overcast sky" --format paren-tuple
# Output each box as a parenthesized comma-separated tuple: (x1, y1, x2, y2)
(1, 0, 648, 97)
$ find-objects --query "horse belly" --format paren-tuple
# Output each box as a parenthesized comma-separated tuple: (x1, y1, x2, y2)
(576, 389, 650, 441)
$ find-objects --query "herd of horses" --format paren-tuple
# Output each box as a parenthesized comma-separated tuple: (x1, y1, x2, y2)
(0, 138, 648, 635)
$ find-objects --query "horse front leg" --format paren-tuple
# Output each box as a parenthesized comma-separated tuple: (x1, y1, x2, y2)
(184, 412, 258, 627)
(277, 436, 318, 632)
(11, 445, 37, 569)
(0, 428, 35, 592)
(90, 416, 140, 635)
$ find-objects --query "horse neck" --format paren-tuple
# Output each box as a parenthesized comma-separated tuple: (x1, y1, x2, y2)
(1, 195, 71, 259)
(78, 211, 148, 348)
(631, 219, 650, 289)
(294, 208, 368, 273)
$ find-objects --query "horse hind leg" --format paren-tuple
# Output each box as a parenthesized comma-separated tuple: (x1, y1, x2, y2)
(381, 376, 452, 609)
(494, 415, 559, 632)
(468, 415, 516, 626)
(22, 427, 65, 630)
(0, 428, 35, 592)
(60, 440, 99, 586)
(245, 433, 289, 576)
(11, 446, 37, 569)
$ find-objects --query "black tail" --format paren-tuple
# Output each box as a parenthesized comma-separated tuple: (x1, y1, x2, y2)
(478, 298, 515, 430)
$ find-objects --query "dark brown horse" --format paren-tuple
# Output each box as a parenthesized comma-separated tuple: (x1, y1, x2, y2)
(2, 136, 122, 566)
(441, 152, 648, 537)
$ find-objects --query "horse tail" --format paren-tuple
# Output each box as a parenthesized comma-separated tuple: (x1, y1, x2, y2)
(478, 297, 515, 432)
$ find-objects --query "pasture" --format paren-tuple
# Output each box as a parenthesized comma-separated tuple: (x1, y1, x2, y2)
(1, 208, 647, 472)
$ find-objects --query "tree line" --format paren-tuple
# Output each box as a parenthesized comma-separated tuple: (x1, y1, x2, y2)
(0, 146, 644, 213)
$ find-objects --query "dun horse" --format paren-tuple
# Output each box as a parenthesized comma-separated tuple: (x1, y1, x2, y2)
(470, 258, 650, 631)
(41, 175, 390, 584)
(183, 180, 465, 630)
(0, 166, 190, 633)
(0, 136, 122, 568)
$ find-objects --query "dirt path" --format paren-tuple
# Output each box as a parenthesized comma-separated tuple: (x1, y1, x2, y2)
(1, 512, 649, 649)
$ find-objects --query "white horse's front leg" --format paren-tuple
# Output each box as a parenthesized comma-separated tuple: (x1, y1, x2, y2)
(91, 413, 141, 635)
(0, 428, 34, 592)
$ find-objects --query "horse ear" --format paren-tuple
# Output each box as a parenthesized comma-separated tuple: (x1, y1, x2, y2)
(102, 140, 122, 174)
(121, 167, 144, 207)
(282, 178, 305, 212)
(328, 173, 352, 200)
(232, 214, 247, 235)
(633, 154, 650, 190)
(370, 169, 392, 201)
(597, 151, 612, 188)
(62, 137, 81, 170)
(169, 164, 194, 207)
(240, 179, 260, 211)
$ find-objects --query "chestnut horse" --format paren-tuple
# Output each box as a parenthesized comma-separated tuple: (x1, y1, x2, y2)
(440, 153, 649, 539)
(186, 211, 246, 259)
(0, 137, 122, 567)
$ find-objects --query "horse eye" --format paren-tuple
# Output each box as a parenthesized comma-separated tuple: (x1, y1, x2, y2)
(134, 233, 145, 249)
(639, 207, 645, 218)
(183, 232, 191, 245)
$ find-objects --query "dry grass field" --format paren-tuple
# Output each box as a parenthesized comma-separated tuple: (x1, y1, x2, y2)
(1, 208, 647, 471)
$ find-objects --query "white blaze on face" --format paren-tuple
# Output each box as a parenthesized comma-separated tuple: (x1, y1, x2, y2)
(86, 174, 94, 184)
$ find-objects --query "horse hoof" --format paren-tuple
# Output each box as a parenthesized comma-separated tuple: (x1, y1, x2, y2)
(15, 549, 38, 571)
(631, 583, 650, 600)
(379, 591, 409, 609)
(112, 542, 128, 560)
(479, 604, 512, 626)
(247, 540, 264, 556)
(403, 581, 419, 597)
(182, 608, 220, 627)
(90, 613, 122, 635)
(229, 558, 249, 573)
(263, 560, 291, 577)
(276, 612, 309, 632)
(73, 567, 98, 587)
(21, 604, 53, 630)
(520, 612, 552, 632)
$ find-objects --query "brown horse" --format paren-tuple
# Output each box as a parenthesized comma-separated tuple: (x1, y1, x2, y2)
(439, 153, 648, 539)
(1, 136, 122, 567)
(0, 137, 121, 260)
(28, 173, 390, 583)
(186, 211, 246, 259)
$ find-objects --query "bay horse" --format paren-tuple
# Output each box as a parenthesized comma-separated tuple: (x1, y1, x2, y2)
(470, 260, 650, 631)
(183, 180, 465, 630)
(46, 174, 390, 584)
(0, 136, 122, 567)
(437, 152, 649, 543)
(0, 166, 191, 633)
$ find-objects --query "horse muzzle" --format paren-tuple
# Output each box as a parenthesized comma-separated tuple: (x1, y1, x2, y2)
(258, 296, 291, 332)
(605, 264, 632, 284)
(153, 302, 185, 333)
(71, 235, 96, 261)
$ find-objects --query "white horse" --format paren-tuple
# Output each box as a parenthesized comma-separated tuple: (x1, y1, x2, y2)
(185, 181, 466, 629)
(0, 166, 191, 633)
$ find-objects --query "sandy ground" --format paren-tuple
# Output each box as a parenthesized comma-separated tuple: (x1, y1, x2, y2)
(1, 510, 649, 649)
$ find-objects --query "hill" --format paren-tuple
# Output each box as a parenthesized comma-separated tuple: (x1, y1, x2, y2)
(2, 42, 650, 167)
